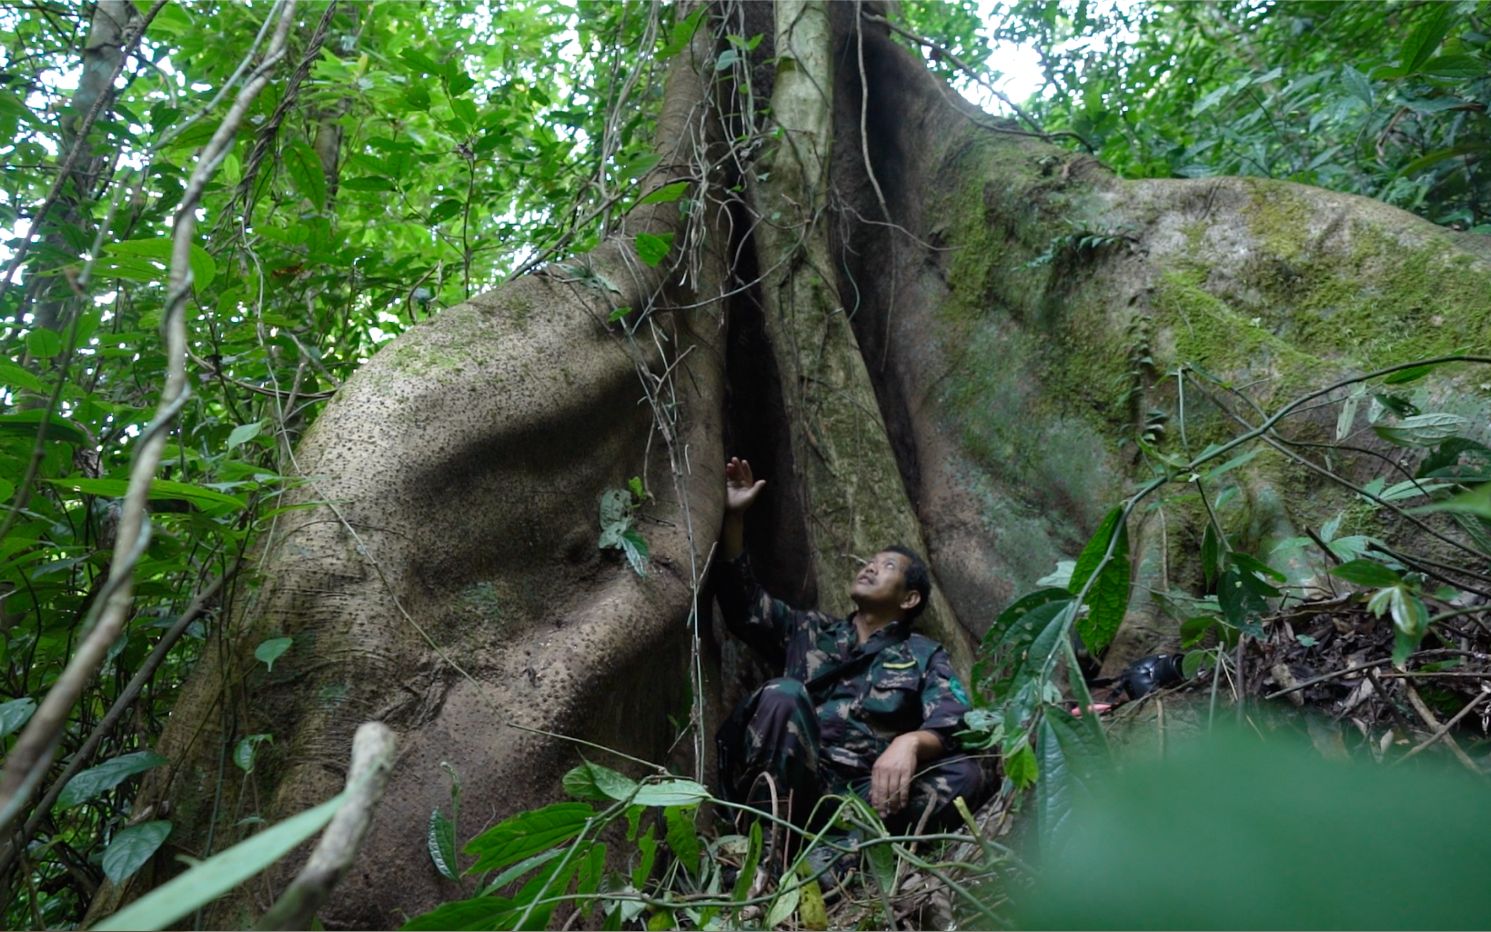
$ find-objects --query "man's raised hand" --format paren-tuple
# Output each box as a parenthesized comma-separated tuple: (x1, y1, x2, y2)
(725, 456, 766, 514)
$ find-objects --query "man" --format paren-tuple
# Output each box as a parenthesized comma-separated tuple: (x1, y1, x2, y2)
(715, 456, 984, 839)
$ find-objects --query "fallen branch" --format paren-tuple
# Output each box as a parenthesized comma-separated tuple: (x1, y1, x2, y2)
(1401, 680, 1483, 774)
(253, 722, 398, 931)
(1398, 689, 1490, 764)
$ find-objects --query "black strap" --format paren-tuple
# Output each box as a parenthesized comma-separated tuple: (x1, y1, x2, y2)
(804, 633, 906, 700)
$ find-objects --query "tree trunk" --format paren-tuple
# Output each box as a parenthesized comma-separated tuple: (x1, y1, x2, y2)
(104, 2, 1491, 926)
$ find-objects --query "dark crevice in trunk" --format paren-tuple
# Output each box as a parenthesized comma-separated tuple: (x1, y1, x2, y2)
(720, 203, 817, 610)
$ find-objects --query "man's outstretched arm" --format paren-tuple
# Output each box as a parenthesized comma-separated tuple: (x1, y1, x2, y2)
(716, 457, 794, 661)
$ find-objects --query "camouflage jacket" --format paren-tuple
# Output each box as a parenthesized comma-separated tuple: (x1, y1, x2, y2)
(717, 553, 972, 775)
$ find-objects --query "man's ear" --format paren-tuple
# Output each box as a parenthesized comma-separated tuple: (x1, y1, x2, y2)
(900, 589, 922, 612)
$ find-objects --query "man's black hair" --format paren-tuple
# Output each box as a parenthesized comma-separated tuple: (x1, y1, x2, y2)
(884, 544, 931, 623)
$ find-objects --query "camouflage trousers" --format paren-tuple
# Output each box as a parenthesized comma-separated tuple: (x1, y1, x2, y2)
(716, 677, 986, 833)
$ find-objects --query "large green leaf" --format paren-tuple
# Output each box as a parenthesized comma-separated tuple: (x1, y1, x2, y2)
(55, 751, 168, 809)
(401, 896, 520, 932)
(0, 697, 36, 738)
(664, 805, 701, 876)
(1410, 483, 1491, 519)
(1216, 566, 1275, 636)
(1399, 1, 1452, 72)
(94, 788, 351, 930)
(104, 237, 217, 289)
(1329, 559, 1402, 588)
(428, 808, 458, 881)
(1067, 506, 1131, 655)
(633, 232, 674, 268)
(463, 802, 593, 875)
(0, 410, 90, 446)
(101, 820, 173, 884)
(1373, 413, 1470, 448)
(45, 476, 246, 511)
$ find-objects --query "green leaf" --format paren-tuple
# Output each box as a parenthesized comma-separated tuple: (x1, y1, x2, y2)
(25, 328, 62, 358)
(0, 358, 50, 394)
(95, 787, 353, 931)
(632, 824, 657, 888)
(0, 410, 89, 446)
(732, 820, 762, 901)
(45, 476, 246, 511)
(633, 232, 674, 268)
(1329, 559, 1403, 588)
(766, 884, 800, 929)
(446, 68, 476, 97)
(1230, 552, 1286, 583)
(1004, 740, 1038, 790)
(106, 237, 216, 289)
(1037, 710, 1106, 854)
(1341, 65, 1373, 107)
(619, 526, 649, 577)
(226, 420, 263, 449)
(1068, 506, 1131, 655)
(599, 488, 630, 527)
(1421, 54, 1485, 77)
(1382, 362, 1440, 384)
(1181, 649, 1214, 680)
(1198, 447, 1261, 482)
(664, 805, 701, 876)
(102, 820, 172, 884)
(797, 862, 829, 930)
(1373, 413, 1469, 447)
(1409, 482, 1491, 519)
(233, 734, 272, 773)
(0, 697, 36, 738)
(633, 778, 708, 807)
(450, 96, 478, 128)
(1216, 567, 1272, 637)
(477, 848, 564, 896)
(863, 831, 896, 893)
(1392, 625, 1424, 667)
(1179, 616, 1217, 649)
(254, 636, 292, 672)
(1200, 523, 1221, 588)
(340, 176, 396, 192)
(607, 305, 633, 324)
(659, 6, 706, 59)
(509, 849, 580, 931)
(1388, 587, 1428, 636)
(562, 760, 636, 802)
(428, 808, 459, 881)
(561, 760, 705, 807)
(575, 842, 606, 921)
(402, 896, 519, 931)
(284, 140, 327, 211)
(638, 181, 689, 206)
(463, 802, 593, 875)
(1400, 2, 1452, 72)
(56, 751, 168, 809)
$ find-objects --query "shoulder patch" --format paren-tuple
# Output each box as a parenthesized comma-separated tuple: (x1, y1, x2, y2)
(882, 659, 918, 670)
(949, 674, 970, 706)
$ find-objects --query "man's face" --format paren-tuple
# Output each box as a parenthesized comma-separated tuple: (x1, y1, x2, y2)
(849, 550, 918, 614)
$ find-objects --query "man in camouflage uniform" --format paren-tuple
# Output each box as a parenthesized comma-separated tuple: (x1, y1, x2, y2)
(715, 457, 984, 834)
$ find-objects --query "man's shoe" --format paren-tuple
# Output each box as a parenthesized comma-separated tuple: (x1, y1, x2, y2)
(804, 829, 860, 903)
